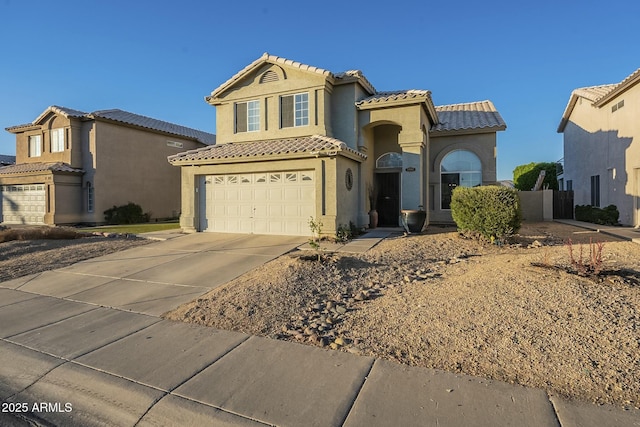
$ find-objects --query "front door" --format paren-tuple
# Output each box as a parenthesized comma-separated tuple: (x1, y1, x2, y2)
(441, 173, 459, 210)
(376, 173, 400, 227)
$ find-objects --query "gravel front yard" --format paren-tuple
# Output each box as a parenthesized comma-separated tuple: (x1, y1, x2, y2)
(164, 222, 640, 409)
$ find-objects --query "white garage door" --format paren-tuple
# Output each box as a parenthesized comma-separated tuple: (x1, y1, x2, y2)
(203, 171, 315, 236)
(1, 184, 46, 224)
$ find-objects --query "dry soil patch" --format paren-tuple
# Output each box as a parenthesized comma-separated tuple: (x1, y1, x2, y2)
(165, 222, 640, 408)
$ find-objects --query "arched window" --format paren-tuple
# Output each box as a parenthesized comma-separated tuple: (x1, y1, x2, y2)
(440, 150, 482, 209)
(376, 152, 402, 169)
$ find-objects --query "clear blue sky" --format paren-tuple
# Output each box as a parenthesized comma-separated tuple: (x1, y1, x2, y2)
(1, 0, 638, 180)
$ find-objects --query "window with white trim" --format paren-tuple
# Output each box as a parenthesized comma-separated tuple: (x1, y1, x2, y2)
(51, 128, 64, 152)
(29, 135, 42, 157)
(235, 100, 260, 133)
(280, 93, 309, 128)
(440, 150, 482, 209)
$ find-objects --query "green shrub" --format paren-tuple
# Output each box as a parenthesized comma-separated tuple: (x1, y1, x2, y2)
(450, 186, 522, 242)
(574, 204, 619, 225)
(104, 202, 151, 225)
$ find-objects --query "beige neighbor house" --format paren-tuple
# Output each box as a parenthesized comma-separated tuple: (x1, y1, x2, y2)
(558, 67, 640, 226)
(169, 53, 506, 236)
(2, 106, 215, 225)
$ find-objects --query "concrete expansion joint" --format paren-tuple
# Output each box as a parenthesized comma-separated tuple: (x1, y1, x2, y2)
(339, 357, 376, 426)
(547, 393, 565, 427)
(55, 269, 206, 290)
(132, 334, 255, 427)
(3, 306, 101, 340)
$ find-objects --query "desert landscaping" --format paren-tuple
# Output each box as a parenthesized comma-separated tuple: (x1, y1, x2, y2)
(1, 222, 639, 410)
(164, 222, 640, 409)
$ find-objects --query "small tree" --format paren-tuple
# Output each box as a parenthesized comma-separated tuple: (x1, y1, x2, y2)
(451, 186, 522, 243)
(513, 162, 559, 191)
(308, 217, 323, 261)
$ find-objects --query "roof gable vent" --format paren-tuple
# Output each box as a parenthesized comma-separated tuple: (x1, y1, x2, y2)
(260, 70, 279, 84)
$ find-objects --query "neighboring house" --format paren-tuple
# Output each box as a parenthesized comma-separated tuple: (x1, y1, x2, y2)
(2, 106, 215, 225)
(169, 53, 506, 236)
(558, 68, 640, 226)
(0, 155, 15, 166)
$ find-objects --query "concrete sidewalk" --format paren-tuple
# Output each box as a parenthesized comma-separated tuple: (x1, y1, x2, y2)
(1, 232, 639, 426)
(297, 228, 401, 254)
(555, 219, 640, 244)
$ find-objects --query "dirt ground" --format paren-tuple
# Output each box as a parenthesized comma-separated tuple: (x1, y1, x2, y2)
(2, 223, 638, 408)
(164, 222, 640, 409)
(0, 236, 151, 282)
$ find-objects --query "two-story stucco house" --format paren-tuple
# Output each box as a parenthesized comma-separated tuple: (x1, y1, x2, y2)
(169, 53, 506, 236)
(2, 106, 215, 225)
(558, 68, 640, 226)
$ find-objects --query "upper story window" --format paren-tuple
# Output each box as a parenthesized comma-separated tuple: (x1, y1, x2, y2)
(29, 135, 42, 157)
(281, 93, 309, 128)
(51, 128, 64, 152)
(235, 100, 260, 133)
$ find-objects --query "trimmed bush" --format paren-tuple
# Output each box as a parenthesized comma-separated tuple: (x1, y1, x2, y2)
(450, 186, 522, 242)
(104, 202, 151, 225)
(574, 204, 619, 226)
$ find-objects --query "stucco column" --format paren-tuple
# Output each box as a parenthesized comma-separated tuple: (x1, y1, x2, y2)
(399, 130, 426, 210)
(180, 166, 197, 233)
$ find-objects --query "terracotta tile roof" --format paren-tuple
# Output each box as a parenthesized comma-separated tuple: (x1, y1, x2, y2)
(558, 67, 640, 132)
(431, 100, 506, 133)
(572, 85, 617, 102)
(0, 155, 15, 165)
(0, 162, 83, 175)
(90, 109, 216, 145)
(334, 70, 376, 94)
(168, 135, 366, 164)
(6, 106, 216, 145)
(207, 53, 378, 103)
(208, 53, 333, 100)
(356, 90, 433, 107)
(593, 67, 640, 106)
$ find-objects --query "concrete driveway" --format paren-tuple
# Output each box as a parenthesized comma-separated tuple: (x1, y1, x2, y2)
(1, 232, 305, 316)
(2, 231, 640, 426)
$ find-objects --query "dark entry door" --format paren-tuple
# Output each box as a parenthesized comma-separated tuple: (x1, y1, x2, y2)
(376, 173, 400, 226)
(441, 173, 459, 210)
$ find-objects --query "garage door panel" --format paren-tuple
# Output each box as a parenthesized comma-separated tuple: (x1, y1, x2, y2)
(268, 188, 284, 201)
(203, 171, 315, 236)
(1, 184, 45, 224)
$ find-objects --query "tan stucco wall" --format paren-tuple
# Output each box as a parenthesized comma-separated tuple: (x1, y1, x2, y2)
(428, 132, 497, 223)
(563, 83, 640, 225)
(212, 64, 331, 143)
(335, 156, 362, 229)
(14, 113, 82, 167)
(89, 121, 204, 223)
(0, 171, 82, 225)
(176, 155, 351, 235)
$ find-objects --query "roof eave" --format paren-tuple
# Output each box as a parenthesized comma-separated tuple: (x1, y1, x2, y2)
(90, 115, 208, 144)
(557, 94, 579, 133)
(430, 125, 506, 137)
(169, 148, 365, 166)
(5, 124, 40, 133)
(594, 69, 640, 107)
(207, 53, 334, 102)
